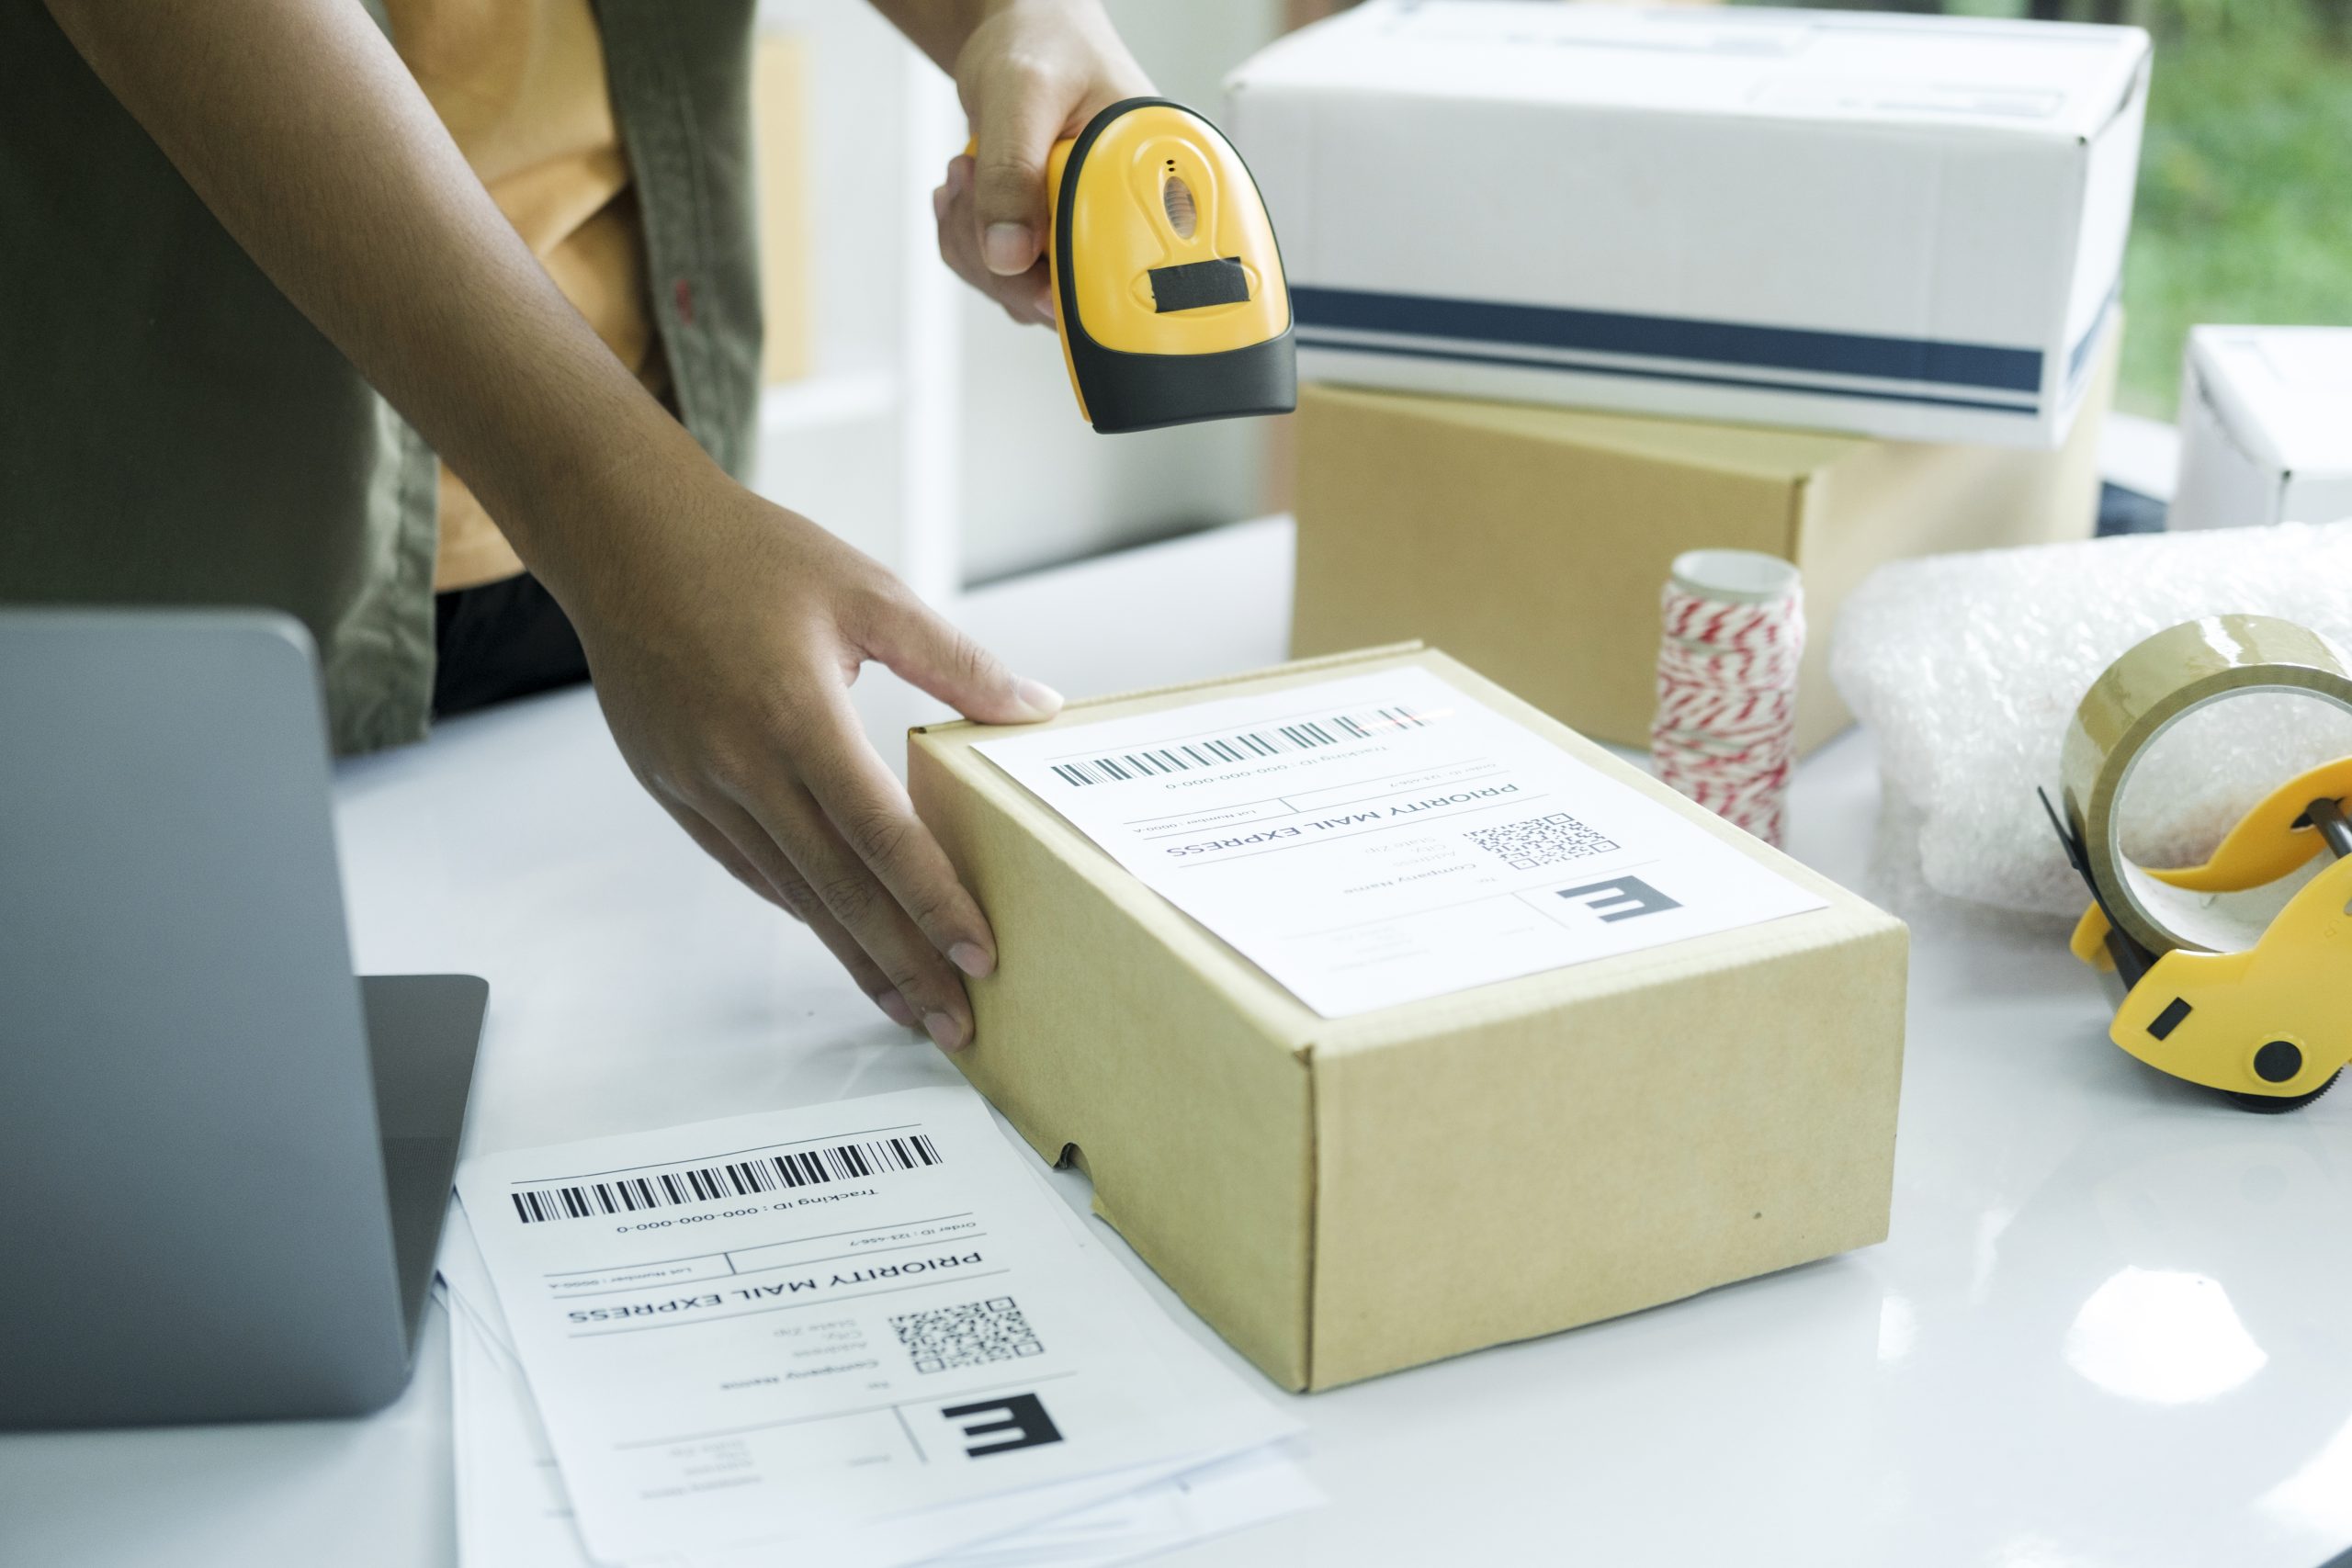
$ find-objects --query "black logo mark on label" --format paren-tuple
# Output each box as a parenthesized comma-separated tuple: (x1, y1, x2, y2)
(942, 1392, 1063, 1458)
(1555, 875, 1682, 923)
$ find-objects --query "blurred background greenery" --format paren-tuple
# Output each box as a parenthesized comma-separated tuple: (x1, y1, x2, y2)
(1754, 0, 2352, 416)
(2111, 0, 2352, 415)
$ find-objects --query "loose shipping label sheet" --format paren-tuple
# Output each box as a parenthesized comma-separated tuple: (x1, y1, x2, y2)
(454, 1088, 1297, 1566)
(436, 1196, 1318, 1568)
(974, 667, 1826, 1016)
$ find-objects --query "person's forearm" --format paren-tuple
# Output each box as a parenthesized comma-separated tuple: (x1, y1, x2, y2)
(50, 0, 1113, 1048)
(41, 0, 707, 619)
(870, 0, 1144, 102)
(865, 0, 1006, 76)
(877, 0, 1150, 301)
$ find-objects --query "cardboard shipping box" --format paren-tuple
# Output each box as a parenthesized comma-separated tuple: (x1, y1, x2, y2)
(2170, 327, 2352, 532)
(909, 646, 1907, 1391)
(1225, 1, 2148, 447)
(1291, 322, 2118, 756)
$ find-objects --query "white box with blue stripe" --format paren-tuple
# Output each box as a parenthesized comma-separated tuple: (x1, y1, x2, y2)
(1225, 1, 2148, 448)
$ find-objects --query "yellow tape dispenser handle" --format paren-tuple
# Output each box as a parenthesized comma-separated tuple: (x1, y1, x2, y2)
(2049, 615, 2352, 1111)
(2110, 829, 2352, 1104)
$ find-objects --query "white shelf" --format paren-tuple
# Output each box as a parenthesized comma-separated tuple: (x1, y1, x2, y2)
(757, 369, 899, 437)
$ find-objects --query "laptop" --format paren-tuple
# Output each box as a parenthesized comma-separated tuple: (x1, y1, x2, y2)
(0, 609, 484, 1427)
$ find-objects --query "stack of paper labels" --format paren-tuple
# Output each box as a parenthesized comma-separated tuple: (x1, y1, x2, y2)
(439, 1086, 1318, 1567)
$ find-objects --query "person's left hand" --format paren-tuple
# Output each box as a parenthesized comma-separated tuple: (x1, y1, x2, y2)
(930, 0, 1152, 326)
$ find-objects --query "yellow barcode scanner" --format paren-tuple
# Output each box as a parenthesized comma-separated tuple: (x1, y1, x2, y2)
(968, 98, 1294, 433)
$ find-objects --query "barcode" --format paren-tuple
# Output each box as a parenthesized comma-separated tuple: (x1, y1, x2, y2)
(1048, 705, 1433, 787)
(509, 1134, 943, 1224)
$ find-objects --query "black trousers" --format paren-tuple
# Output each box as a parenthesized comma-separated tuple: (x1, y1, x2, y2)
(432, 572, 592, 718)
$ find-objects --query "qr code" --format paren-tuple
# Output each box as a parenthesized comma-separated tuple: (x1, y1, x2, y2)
(889, 1296, 1044, 1374)
(1464, 812, 1619, 870)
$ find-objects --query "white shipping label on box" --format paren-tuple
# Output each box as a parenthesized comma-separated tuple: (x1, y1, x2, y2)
(453, 1089, 1297, 1568)
(976, 669, 1826, 1017)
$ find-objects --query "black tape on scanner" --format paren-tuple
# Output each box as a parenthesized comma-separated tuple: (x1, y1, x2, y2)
(1148, 257, 1250, 313)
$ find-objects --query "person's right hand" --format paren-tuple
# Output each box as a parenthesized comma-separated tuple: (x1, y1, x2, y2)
(569, 471, 1063, 1050)
(926, 0, 1153, 326)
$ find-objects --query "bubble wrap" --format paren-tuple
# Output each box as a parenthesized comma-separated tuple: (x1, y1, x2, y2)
(1829, 521, 2352, 917)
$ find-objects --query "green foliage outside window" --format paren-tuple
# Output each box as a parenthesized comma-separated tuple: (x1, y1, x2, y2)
(2120, 8, 2352, 414)
(1746, 0, 2352, 417)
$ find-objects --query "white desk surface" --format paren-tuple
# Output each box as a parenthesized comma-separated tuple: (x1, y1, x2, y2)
(6, 516, 2351, 1568)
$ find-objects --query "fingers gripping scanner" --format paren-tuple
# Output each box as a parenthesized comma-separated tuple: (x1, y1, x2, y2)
(2041, 615, 2352, 1111)
(1024, 98, 1295, 434)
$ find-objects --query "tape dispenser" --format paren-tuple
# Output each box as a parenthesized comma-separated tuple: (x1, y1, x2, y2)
(971, 98, 1295, 434)
(2040, 615, 2352, 1111)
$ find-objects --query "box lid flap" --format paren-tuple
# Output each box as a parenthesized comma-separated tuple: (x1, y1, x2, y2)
(1228, 0, 2148, 143)
(2190, 327, 2352, 476)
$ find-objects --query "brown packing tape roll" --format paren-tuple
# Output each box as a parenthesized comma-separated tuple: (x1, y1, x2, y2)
(2061, 615, 2352, 956)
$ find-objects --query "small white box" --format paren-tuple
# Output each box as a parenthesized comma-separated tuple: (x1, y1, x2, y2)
(1225, 1, 2150, 447)
(2169, 327, 2352, 531)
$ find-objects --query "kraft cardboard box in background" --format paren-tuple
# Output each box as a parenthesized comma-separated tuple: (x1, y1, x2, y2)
(1225, 1, 2148, 447)
(2169, 327, 2352, 532)
(1290, 321, 2119, 756)
(909, 646, 1907, 1392)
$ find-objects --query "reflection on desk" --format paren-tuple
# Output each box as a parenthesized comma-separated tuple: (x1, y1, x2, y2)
(3, 518, 2349, 1568)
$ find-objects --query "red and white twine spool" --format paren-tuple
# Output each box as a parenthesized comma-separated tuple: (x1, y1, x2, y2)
(1652, 549, 1804, 847)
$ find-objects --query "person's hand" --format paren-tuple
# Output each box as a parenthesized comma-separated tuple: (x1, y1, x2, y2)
(44, 0, 1067, 1051)
(930, 0, 1152, 325)
(570, 476, 1063, 1050)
